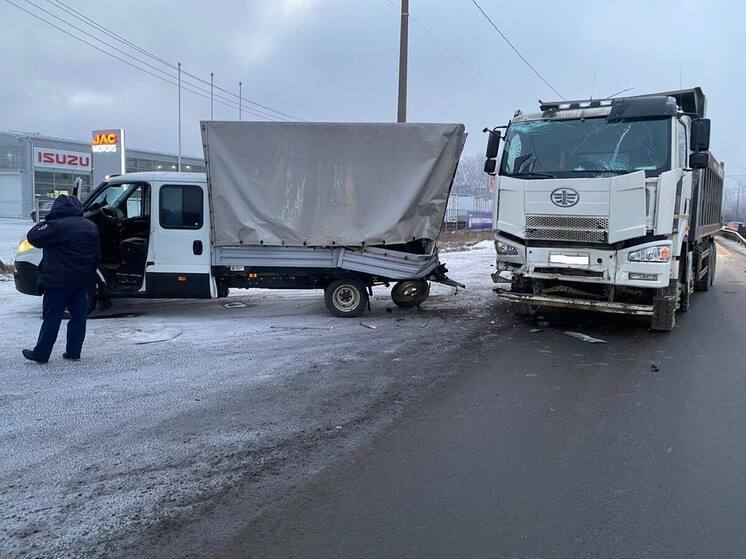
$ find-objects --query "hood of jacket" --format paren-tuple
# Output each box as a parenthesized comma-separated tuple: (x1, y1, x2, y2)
(46, 195, 83, 220)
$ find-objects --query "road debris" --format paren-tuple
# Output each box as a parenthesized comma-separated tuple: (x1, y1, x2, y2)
(650, 363, 661, 372)
(564, 331, 607, 344)
(223, 301, 247, 309)
(359, 322, 377, 330)
(134, 327, 184, 345)
(529, 328, 543, 333)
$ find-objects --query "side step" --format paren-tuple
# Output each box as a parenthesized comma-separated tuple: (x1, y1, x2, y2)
(496, 291, 654, 317)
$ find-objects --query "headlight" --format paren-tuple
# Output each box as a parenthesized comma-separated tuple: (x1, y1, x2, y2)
(496, 241, 519, 256)
(17, 239, 34, 253)
(628, 245, 671, 262)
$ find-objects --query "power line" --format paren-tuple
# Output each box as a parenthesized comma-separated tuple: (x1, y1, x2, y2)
(33, 0, 293, 121)
(46, 0, 306, 121)
(2, 0, 276, 120)
(382, 0, 514, 106)
(470, 0, 565, 100)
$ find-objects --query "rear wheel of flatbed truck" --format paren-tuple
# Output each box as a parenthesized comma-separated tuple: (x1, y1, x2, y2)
(391, 280, 430, 308)
(324, 278, 368, 317)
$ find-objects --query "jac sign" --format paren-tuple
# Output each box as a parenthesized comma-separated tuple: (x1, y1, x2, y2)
(33, 147, 92, 171)
(92, 130, 120, 153)
(92, 128, 126, 185)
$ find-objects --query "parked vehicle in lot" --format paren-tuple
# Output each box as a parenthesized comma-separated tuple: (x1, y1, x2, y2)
(483, 88, 724, 330)
(14, 122, 466, 316)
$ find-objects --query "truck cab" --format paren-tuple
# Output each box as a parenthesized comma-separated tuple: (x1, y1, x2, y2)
(484, 88, 723, 330)
(15, 172, 216, 303)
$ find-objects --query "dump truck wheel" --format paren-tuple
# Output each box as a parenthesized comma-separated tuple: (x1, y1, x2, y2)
(651, 281, 677, 331)
(391, 280, 430, 308)
(325, 278, 368, 317)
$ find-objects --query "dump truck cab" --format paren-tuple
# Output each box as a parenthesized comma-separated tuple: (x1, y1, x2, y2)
(485, 88, 723, 330)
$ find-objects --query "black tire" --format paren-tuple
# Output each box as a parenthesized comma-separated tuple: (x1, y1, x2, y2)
(678, 250, 691, 313)
(324, 278, 368, 317)
(391, 280, 430, 308)
(216, 280, 230, 298)
(694, 240, 714, 292)
(86, 288, 99, 315)
(651, 281, 676, 331)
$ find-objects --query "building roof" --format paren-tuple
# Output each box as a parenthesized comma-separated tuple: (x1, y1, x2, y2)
(0, 129, 202, 161)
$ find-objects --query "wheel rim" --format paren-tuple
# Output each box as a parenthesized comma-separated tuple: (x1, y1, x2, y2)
(395, 281, 427, 303)
(332, 285, 360, 312)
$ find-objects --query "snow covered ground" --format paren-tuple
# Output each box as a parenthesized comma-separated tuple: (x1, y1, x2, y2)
(0, 241, 506, 557)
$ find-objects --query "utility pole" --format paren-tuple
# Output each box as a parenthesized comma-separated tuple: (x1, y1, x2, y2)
(210, 72, 214, 120)
(177, 62, 182, 172)
(239, 81, 242, 121)
(397, 0, 409, 123)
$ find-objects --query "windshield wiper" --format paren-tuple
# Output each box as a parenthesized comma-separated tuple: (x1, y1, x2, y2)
(504, 172, 556, 179)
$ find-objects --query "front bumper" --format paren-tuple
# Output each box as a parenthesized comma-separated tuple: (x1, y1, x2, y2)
(14, 260, 41, 296)
(494, 234, 674, 289)
(497, 291, 654, 316)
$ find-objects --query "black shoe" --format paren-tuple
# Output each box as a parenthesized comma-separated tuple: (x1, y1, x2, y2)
(63, 353, 80, 361)
(22, 349, 48, 364)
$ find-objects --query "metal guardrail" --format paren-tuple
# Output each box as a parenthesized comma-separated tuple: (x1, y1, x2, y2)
(718, 228, 746, 246)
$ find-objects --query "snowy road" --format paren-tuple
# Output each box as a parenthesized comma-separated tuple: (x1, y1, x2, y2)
(0, 242, 503, 558)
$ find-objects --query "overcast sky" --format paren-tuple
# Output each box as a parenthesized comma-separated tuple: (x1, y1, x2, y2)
(2, 0, 744, 174)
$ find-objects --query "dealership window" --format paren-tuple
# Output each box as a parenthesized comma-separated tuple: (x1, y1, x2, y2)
(34, 170, 92, 205)
(160, 184, 203, 229)
(0, 146, 22, 169)
(126, 156, 203, 174)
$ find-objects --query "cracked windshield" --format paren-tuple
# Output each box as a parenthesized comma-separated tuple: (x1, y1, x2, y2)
(501, 116, 671, 178)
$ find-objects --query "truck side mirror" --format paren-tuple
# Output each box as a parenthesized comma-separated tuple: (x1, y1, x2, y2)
(689, 151, 709, 169)
(485, 129, 501, 159)
(484, 158, 497, 175)
(690, 118, 711, 152)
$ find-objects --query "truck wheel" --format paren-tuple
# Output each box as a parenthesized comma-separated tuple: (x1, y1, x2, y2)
(651, 281, 677, 331)
(324, 278, 368, 317)
(678, 250, 691, 313)
(391, 280, 430, 308)
(87, 289, 99, 315)
(216, 280, 230, 298)
(694, 240, 714, 292)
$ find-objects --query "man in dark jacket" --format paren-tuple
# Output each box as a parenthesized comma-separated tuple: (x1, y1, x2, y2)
(23, 195, 100, 364)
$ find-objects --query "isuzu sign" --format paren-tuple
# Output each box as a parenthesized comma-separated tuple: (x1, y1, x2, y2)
(551, 187, 579, 208)
(33, 147, 91, 171)
(92, 131, 120, 153)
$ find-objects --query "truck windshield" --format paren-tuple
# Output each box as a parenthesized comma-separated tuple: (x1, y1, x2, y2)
(500, 116, 671, 178)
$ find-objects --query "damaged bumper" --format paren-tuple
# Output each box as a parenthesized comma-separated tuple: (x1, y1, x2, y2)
(496, 291, 655, 316)
(494, 234, 673, 289)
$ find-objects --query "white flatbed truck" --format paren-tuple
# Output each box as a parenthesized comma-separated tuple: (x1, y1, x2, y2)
(14, 122, 466, 317)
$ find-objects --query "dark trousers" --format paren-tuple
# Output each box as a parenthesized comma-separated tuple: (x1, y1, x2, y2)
(33, 289, 88, 361)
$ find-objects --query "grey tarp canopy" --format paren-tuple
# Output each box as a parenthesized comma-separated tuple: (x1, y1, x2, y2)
(201, 122, 466, 248)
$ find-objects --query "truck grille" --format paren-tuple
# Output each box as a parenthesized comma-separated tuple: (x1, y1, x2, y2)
(525, 215, 608, 243)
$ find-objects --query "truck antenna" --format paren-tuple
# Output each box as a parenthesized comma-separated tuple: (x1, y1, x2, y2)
(589, 51, 601, 101)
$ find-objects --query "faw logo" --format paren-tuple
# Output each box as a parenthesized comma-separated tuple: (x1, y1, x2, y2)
(550, 188, 579, 208)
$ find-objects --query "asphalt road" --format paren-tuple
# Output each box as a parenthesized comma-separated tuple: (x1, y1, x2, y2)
(225, 242, 746, 559)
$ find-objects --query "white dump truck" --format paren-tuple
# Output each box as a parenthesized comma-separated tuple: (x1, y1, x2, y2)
(14, 122, 466, 316)
(483, 88, 724, 330)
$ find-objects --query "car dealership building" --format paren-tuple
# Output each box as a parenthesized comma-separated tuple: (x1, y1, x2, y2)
(0, 129, 203, 218)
